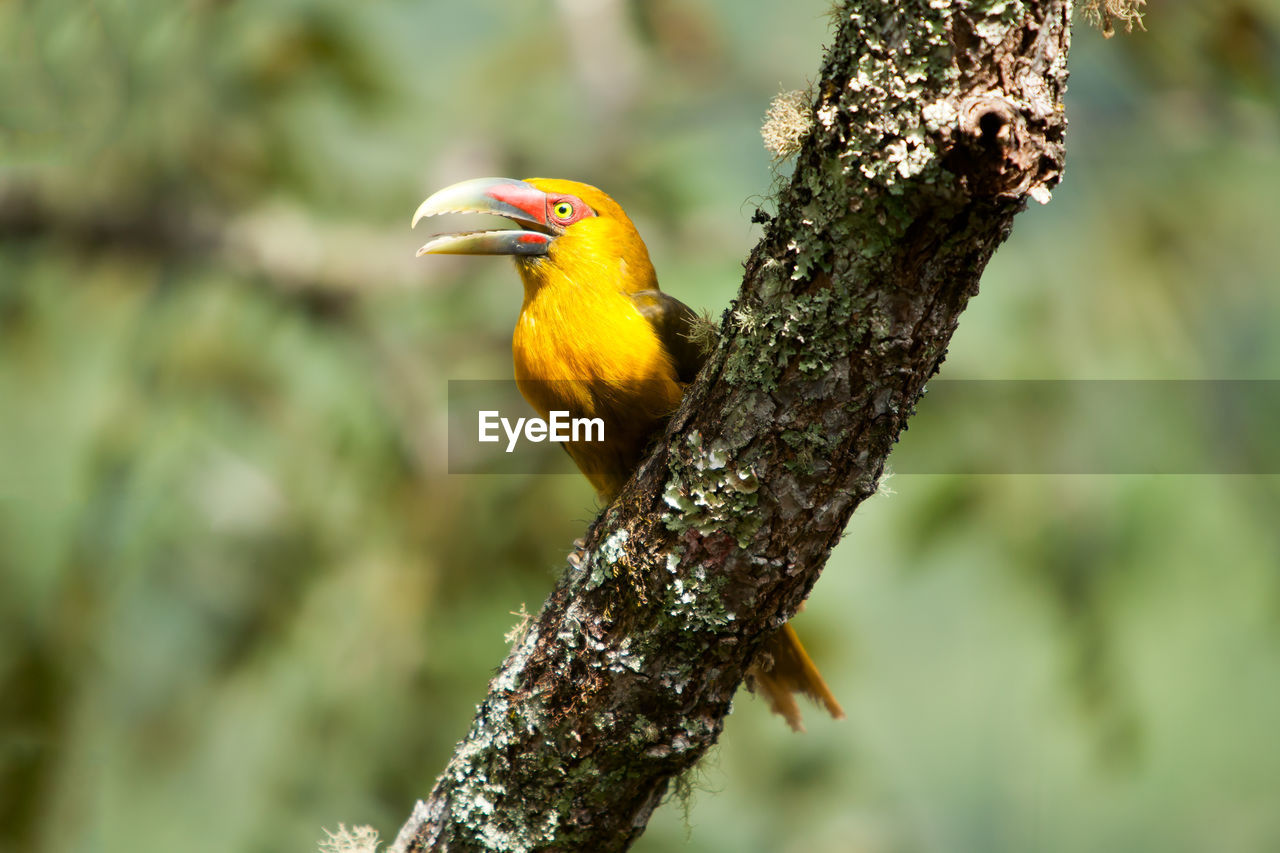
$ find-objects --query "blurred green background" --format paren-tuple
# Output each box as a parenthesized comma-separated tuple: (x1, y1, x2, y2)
(3, 1, 1280, 851)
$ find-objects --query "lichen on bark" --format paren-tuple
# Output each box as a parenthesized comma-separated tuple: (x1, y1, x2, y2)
(390, 1, 1070, 851)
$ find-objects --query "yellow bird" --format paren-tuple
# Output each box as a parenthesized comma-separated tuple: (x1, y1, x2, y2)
(414, 177, 842, 730)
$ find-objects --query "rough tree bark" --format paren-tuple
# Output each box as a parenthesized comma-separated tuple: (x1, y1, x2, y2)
(392, 0, 1069, 850)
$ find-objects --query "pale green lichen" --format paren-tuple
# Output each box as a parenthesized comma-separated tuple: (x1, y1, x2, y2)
(876, 466, 897, 497)
(974, 0, 1025, 43)
(431, 679, 626, 851)
(781, 423, 840, 476)
(665, 562, 736, 628)
(761, 89, 812, 160)
(684, 309, 720, 356)
(921, 98, 960, 133)
(492, 621, 540, 694)
(586, 528, 629, 589)
(604, 636, 643, 673)
(630, 715, 662, 746)
(661, 432, 762, 548)
(504, 603, 532, 646)
(1082, 0, 1145, 37)
(731, 304, 760, 333)
(319, 824, 381, 853)
(823, 2, 957, 195)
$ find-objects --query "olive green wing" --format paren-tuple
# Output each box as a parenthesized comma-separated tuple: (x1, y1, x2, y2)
(628, 289, 709, 385)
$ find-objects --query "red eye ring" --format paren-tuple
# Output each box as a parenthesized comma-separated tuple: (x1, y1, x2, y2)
(545, 195, 595, 226)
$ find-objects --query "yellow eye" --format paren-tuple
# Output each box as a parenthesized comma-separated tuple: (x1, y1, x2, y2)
(554, 201, 574, 219)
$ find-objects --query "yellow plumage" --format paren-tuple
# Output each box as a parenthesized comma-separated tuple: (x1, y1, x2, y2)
(511, 179, 685, 499)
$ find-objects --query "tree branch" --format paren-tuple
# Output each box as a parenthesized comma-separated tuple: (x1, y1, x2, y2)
(391, 0, 1069, 850)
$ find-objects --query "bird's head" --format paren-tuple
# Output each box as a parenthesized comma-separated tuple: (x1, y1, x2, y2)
(412, 177, 656, 294)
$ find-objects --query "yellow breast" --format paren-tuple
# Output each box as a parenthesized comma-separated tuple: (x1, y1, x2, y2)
(511, 262, 683, 498)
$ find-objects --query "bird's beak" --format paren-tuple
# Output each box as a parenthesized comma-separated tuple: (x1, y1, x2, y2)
(412, 177, 552, 257)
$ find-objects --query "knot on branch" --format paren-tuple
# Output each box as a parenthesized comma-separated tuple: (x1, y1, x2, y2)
(947, 92, 1050, 202)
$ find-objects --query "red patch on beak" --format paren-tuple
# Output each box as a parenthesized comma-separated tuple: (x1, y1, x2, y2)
(485, 183, 549, 227)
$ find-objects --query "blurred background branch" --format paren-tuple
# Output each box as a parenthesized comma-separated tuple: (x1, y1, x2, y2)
(0, 183, 419, 298)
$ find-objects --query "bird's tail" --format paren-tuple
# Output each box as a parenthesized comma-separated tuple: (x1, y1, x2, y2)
(748, 622, 845, 732)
